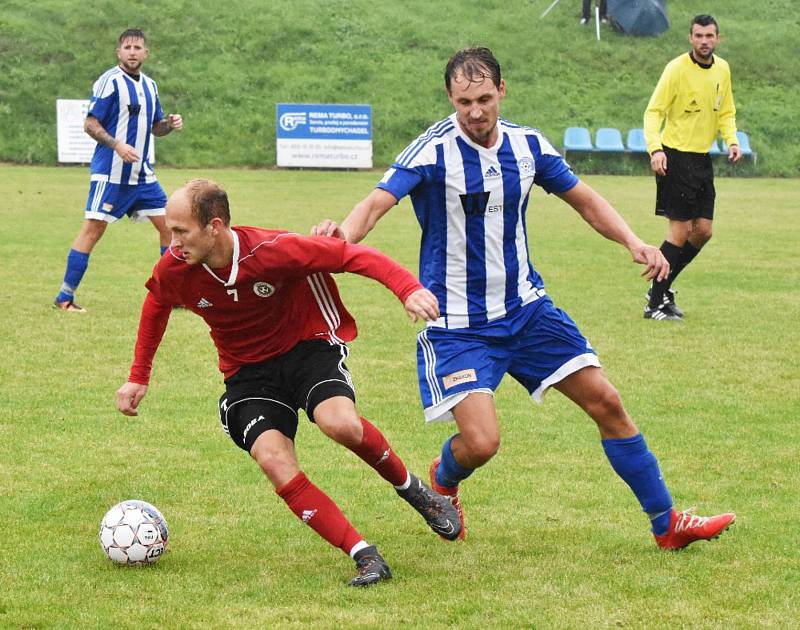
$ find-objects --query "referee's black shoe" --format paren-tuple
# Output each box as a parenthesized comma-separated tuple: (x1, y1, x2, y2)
(643, 304, 683, 321)
(349, 546, 392, 587)
(646, 287, 684, 318)
(396, 473, 462, 541)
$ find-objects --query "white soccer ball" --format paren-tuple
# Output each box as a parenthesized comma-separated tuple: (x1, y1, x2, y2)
(99, 500, 169, 565)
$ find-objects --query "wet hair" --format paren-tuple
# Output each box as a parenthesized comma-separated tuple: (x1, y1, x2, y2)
(690, 15, 719, 34)
(118, 29, 147, 45)
(444, 47, 502, 92)
(184, 179, 231, 227)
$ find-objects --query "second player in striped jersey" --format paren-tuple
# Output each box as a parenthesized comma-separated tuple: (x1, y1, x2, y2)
(314, 47, 735, 549)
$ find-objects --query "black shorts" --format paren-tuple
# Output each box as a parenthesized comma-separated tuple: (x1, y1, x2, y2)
(217, 339, 356, 452)
(655, 146, 716, 221)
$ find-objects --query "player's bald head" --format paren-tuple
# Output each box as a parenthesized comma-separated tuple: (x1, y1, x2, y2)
(175, 179, 231, 227)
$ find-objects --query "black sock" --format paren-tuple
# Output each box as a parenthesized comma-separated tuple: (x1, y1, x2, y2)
(667, 241, 701, 290)
(649, 241, 683, 308)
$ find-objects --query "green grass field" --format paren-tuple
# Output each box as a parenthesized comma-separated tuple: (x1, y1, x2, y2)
(1, 165, 798, 628)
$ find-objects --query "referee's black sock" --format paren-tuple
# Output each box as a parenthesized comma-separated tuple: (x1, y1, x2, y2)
(665, 240, 702, 290)
(649, 240, 683, 308)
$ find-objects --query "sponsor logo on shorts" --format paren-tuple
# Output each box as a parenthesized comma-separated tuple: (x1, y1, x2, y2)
(443, 368, 478, 390)
(102, 203, 114, 212)
(253, 282, 275, 297)
(196, 297, 213, 308)
(242, 415, 265, 441)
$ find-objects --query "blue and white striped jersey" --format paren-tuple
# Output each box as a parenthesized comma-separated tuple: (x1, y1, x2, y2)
(87, 66, 164, 185)
(377, 112, 579, 330)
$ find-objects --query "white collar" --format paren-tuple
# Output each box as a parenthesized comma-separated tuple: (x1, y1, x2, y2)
(202, 228, 239, 287)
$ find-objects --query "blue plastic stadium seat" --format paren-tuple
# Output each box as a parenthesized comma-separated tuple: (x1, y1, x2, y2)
(563, 127, 593, 153)
(736, 131, 753, 156)
(595, 128, 625, 152)
(626, 128, 648, 153)
(708, 139, 723, 156)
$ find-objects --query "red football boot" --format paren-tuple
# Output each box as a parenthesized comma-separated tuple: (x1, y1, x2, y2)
(654, 508, 736, 550)
(429, 457, 466, 540)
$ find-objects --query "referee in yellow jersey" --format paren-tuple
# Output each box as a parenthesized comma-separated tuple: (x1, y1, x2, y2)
(643, 14, 741, 321)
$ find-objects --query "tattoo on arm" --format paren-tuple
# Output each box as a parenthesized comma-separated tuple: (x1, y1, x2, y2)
(85, 116, 118, 149)
(151, 119, 172, 137)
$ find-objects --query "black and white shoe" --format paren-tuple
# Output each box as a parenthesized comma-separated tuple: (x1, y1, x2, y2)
(396, 473, 462, 541)
(646, 288, 684, 318)
(349, 546, 392, 587)
(643, 304, 682, 321)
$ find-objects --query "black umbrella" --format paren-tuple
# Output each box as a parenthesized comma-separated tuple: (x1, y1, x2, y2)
(607, 0, 669, 36)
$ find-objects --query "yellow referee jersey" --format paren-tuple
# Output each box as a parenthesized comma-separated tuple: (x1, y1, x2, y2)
(644, 52, 737, 155)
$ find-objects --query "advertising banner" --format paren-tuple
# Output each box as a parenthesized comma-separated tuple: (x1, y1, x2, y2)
(276, 103, 372, 168)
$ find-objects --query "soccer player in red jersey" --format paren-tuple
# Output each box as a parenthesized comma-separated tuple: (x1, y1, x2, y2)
(115, 179, 461, 586)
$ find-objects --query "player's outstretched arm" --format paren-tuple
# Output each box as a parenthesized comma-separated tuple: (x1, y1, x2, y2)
(116, 382, 148, 416)
(312, 188, 398, 244)
(403, 288, 440, 323)
(557, 181, 669, 282)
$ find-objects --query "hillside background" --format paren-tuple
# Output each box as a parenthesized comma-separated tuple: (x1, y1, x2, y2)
(1, 0, 797, 176)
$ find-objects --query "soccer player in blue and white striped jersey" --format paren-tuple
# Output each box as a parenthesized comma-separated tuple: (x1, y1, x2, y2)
(314, 47, 735, 549)
(53, 29, 183, 312)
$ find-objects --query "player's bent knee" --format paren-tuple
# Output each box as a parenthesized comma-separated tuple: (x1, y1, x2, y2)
(250, 435, 298, 486)
(463, 434, 501, 466)
(76, 220, 108, 249)
(586, 384, 625, 421)
(697, 229, 712, 244)
(318, 419, 362, 448)
(588, 387, 637, 437)
(311, 395, 361, 445)
(314, 410, 362, 448)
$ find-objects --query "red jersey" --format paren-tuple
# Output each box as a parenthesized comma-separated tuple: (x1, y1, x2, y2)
(129, 226, 422, 384)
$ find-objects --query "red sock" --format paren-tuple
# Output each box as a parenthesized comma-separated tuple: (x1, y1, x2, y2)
(349, 417, 408, 486)
(276, 471, 363, 555)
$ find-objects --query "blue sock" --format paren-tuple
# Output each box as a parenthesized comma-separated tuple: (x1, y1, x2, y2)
(55, 249, 90, 303)
(160, 245, 168, 255)
(436, 435, 474, 488)
(602, 434, 673, 535)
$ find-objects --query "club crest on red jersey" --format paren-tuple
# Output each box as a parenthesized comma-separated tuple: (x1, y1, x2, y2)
(253, 282, 275, 297)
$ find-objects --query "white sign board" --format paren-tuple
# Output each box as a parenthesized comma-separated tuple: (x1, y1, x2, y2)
(276, 103, 372, 169)
(56, 99, 95, 163)
(56, 99, 155, 164)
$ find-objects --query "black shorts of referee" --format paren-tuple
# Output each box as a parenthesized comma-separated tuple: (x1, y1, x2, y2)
(217, 339, 356, 453)
(655, 145, 716, 221)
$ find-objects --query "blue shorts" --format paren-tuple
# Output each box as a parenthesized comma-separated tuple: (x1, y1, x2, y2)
(85, 180, 167, 223)
(416, 298, 601, 422)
